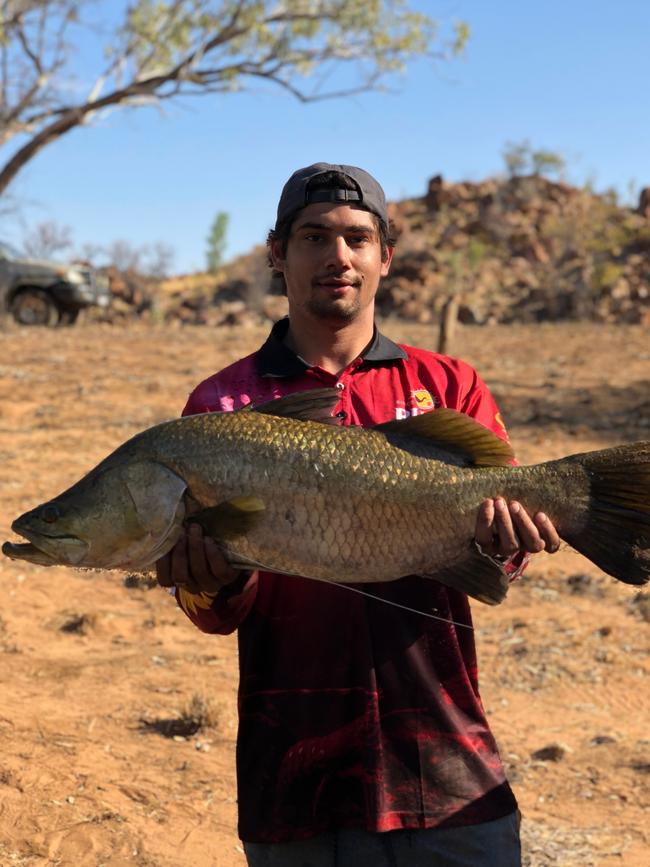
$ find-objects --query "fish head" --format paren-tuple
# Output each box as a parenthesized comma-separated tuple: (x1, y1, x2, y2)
(3, 458, 188, 571)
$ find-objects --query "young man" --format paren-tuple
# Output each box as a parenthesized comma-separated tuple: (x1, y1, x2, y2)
(157, 163, 560, 866)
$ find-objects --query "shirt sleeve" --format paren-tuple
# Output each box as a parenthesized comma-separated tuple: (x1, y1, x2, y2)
(182, 378, 223, 416)
(175, 571, 259, 635)
(457, 364, 511, 443)
(172, 372, 259, 632)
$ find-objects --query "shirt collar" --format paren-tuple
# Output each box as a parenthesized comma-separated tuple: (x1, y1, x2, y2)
(255, 317, 407, 378)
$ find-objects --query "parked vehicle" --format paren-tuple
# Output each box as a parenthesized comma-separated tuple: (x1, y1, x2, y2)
(0, 241, 111, 325)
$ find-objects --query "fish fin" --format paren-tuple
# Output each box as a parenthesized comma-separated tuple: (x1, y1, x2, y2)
(187, 496, 265, 541)
(419, 549, 510, 605)
(559, 443, 650, 586)
(374, 409, 514, 467)
(244, 388, 340, 424)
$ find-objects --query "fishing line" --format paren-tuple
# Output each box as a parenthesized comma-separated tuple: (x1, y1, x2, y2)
(326, 580, 474, 630)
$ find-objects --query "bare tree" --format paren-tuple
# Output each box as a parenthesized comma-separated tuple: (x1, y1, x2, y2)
(77, 241, 104, 265)
(147, 240, 175, 278)
(0, 1, 468, 195)
(100, 238, 176, 276)
(22, 218, 73, 258)
(103, 239, 143, 272)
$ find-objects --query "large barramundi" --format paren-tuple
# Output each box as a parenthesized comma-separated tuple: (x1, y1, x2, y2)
(3, 389, 650, 604)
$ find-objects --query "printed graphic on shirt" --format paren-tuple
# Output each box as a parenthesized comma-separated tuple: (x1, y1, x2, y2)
(395, 388, 438, 419)
(177, 586, 217, 616)
(412, 389, 435, 410)
(494, 411, 511, 441)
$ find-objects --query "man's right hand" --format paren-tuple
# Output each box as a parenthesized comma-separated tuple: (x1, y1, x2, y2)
(156, 524, 241, 595)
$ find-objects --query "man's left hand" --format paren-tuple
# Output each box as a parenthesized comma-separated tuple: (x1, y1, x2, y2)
(475, 498, 561, 560)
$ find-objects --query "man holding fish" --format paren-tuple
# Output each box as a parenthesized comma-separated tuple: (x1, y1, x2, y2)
(157, 164, 561, 866)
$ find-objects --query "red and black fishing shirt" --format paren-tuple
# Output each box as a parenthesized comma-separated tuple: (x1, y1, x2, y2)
(176, 318, 520, 843)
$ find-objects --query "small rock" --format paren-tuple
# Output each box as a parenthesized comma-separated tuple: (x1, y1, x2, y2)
(590, 735, 617, 746)
(531, 743, 566, 762)
(566, 573, 592, 594)
(629, 592, 650, 622)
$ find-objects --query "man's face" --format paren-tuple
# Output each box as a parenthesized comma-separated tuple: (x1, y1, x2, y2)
(271, 203, 393, 324)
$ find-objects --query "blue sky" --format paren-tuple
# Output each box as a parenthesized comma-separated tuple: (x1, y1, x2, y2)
(2, 1, 649, 273)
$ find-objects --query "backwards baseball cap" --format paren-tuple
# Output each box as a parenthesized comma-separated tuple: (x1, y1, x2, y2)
(275, 162, 388, 229)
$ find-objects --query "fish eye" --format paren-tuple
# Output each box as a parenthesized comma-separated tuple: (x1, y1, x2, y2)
(40, 504, 61, 524)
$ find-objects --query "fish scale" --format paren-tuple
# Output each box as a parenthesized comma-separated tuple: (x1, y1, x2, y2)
(143, 409, 579, 584)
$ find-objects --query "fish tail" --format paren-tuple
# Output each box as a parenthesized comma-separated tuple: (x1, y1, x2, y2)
(561, 442, 650, 585)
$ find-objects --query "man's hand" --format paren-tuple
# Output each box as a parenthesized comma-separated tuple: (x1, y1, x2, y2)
(475, 498, 561, 560)
(156, 524, 241, 595)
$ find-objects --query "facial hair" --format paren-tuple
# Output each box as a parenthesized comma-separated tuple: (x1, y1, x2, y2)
(306, 280, 363, 323)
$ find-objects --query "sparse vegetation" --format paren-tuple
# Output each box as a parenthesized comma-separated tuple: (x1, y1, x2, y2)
(58, 612, 97, 635)
(179, 691, 221, 731)
(22, 221, 73, 261)
(139, 691, 221, 738)
(206, 211, 229, 274)
(503, 140, 567, 180)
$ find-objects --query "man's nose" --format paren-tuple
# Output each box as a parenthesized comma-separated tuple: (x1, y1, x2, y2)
(325, 236, 352, 269)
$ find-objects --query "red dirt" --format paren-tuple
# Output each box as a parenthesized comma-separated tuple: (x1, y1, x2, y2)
(0, 320, 648, 866)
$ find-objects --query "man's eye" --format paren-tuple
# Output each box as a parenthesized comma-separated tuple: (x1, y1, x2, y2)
(304, 234, 323, 243)
(349, 236, 370, 246)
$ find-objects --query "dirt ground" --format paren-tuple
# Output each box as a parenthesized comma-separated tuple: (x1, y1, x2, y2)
(0, 319, 648, 866)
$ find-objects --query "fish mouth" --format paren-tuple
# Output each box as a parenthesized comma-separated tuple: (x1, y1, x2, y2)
(3, 525, 89, 566)
(2, 540, 58, 566)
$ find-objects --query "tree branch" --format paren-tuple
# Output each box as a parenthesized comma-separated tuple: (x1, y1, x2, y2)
(0, 0, 462, 195)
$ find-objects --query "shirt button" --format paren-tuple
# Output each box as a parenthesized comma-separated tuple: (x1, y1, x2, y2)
(336, 411, 346, 419)
(336, 382, 345, 391)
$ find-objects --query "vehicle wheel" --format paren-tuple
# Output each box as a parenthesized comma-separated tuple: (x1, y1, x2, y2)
(10, 289, 60, 326)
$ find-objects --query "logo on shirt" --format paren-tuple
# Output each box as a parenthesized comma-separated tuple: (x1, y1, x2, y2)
(412, 389, 435, 410)
(395, 388, 438, 419)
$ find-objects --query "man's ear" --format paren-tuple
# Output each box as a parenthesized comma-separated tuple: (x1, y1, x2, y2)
(380, 246, 395, 278)
(270, 239, 286, 272)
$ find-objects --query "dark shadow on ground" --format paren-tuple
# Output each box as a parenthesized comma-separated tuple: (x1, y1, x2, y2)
(138, 717, 202, 738)
(488, 380, 650, 438)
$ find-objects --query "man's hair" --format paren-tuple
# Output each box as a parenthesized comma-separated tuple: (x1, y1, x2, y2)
(266, 170, 397, 278)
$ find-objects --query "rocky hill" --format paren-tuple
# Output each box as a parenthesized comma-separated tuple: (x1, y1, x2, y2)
(105, 174, 650, 327)
(381, 174, 650, 325)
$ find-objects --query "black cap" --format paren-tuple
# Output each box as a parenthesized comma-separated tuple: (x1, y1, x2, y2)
(275, 162, 388, 229)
